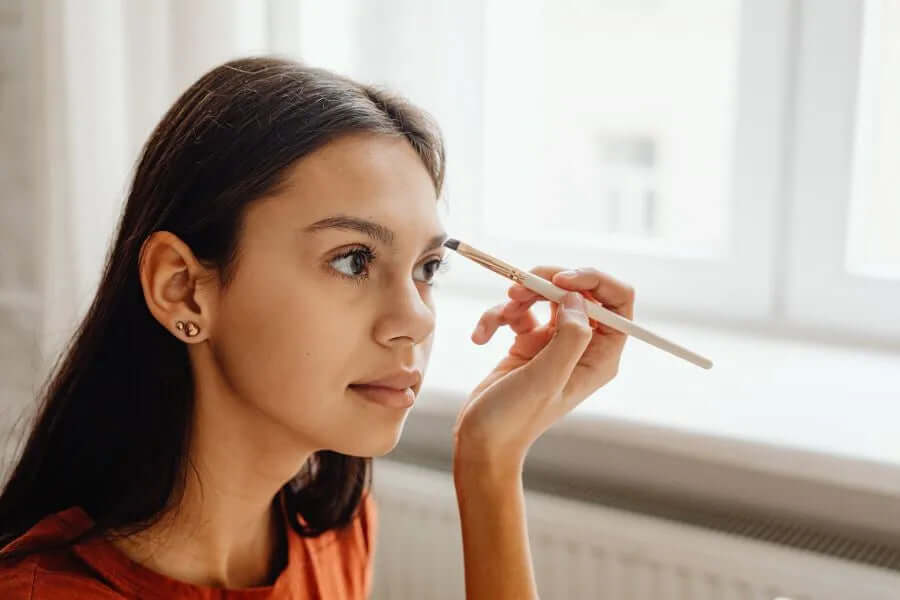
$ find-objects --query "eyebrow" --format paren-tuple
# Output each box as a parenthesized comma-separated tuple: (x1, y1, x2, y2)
(303, 215, 448, 253)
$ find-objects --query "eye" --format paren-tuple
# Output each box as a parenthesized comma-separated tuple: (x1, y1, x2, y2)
(414, 256, 451, 287)
(329, 246, 376, 283)
(328, 246, 451, 287)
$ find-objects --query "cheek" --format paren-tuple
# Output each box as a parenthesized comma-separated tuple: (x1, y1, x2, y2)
(213, 286, 402, 455)
(211, 262, 352, 432)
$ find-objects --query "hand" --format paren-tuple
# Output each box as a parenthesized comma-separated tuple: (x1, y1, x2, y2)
(452, 266, 635, 472)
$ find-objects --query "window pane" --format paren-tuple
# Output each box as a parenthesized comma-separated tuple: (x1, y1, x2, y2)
(847, 0, 900, 279)
(483, 0, 741, 257)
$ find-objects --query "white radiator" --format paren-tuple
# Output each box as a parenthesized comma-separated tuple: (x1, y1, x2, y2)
(371, 459, 900, 600)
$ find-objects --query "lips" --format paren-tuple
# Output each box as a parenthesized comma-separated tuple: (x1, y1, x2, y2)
(350, 369, 422, 392)
(349, 383, 416, 408)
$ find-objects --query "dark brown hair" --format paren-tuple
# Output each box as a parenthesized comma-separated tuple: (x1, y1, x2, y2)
(0, 56, 445, 561)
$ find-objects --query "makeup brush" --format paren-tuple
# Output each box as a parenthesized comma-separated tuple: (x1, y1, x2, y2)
(443, 238, 713, 370)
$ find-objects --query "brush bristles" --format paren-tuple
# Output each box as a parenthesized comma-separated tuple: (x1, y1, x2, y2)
(443, 238, 460, 250)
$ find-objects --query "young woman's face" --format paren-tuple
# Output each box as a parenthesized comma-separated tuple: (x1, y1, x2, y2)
(209, 132, 446, 457)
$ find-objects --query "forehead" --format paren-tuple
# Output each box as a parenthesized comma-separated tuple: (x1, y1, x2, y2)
(267, 132, 443, 240)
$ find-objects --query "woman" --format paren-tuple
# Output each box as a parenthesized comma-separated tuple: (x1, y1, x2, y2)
(0, 57, 633, 598)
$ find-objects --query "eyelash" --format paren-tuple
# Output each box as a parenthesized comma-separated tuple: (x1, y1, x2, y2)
(329, 244, 450, 287)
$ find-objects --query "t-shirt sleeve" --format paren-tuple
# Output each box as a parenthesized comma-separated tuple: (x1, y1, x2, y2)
(0, 558, 124, 599)
(0, 560, 38, 599)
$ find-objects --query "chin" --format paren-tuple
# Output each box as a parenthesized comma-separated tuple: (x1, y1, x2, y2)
(337, 422, 407, 458)
(367, 429, 405, 457)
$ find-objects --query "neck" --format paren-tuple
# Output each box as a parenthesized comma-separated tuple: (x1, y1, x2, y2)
(108, 344, 315, 588)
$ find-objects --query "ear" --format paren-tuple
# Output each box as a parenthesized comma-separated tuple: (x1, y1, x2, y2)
(138, 231, 219, 343)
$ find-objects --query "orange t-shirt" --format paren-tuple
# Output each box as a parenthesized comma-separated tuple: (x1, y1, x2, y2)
(0, 494, 377, 599)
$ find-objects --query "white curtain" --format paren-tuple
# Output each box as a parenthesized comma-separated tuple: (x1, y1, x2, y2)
(29, 0, 274, 371)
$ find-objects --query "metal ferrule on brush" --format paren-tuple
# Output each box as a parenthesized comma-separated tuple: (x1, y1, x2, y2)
(451, 240, 526, 284)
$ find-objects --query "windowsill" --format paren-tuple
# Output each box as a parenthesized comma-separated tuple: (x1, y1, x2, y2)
(404, 291, 900, 538)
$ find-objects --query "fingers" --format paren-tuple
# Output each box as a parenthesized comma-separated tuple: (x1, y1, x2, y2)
(481, 265, 635, 345)
(551, 267, 635, 319)
(508, 266, 636, 321)
(523, 291, 594, 398)
(472, 299, 541, 344)
(507, 284, 539, 301)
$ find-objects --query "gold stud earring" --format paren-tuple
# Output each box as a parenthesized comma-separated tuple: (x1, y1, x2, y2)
(175, 320, 200, 338)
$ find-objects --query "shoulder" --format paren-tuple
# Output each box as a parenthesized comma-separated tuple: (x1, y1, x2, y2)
(0, 558, 38, 599)
(0, 553, 123, 599)
(0, 508, 123, 599)
(291, 491, 378, 598)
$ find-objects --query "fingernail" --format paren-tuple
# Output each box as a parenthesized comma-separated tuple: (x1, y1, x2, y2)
(558, 270, 578, 278)
(473, 323, 485, 338)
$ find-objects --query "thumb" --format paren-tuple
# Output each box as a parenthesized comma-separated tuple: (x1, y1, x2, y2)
(522, 292, 593, 399)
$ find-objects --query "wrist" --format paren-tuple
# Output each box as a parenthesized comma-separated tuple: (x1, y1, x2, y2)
(452, 438, 525, 491)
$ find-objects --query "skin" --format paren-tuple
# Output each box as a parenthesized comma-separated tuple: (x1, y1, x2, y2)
(115, 129, 635, 597)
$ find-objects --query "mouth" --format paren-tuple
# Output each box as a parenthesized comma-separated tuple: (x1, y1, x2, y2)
(349, 384, 416, 409)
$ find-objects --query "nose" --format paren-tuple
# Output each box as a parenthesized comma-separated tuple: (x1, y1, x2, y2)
(374, 276, 436, 346)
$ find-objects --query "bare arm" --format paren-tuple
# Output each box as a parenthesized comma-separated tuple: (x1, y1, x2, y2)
(453, 449, 539, 600)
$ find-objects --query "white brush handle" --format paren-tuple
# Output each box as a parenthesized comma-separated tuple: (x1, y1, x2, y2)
(520, 271, 714, 369)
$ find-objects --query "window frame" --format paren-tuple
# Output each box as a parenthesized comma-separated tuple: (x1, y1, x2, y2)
(784, 0, 900, 343)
